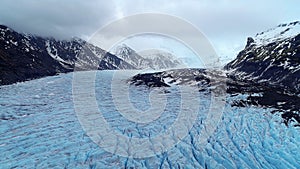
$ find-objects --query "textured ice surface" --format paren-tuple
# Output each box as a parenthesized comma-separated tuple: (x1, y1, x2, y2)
(0, 70, 299, 168)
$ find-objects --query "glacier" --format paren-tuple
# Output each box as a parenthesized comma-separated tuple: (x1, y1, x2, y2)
(0, 70, 299, 168)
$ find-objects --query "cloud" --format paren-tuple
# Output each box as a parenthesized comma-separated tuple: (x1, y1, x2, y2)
(0, 0, 117, 39)
(110, 0, 300, 59)
(113, 0, 299, 36)
(0, 0, 299, 59)
(1, 0, 299, 40)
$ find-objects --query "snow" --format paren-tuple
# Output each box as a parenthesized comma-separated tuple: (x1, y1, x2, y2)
(112, 44, 183, 70)
(45, 40, 67, 63)
(277, 102, 286, 105)
(9, 40, 17, 46)
(278, 59, 291, 69)
(278, 48, 284, 55)
(254, 21, 300, 46)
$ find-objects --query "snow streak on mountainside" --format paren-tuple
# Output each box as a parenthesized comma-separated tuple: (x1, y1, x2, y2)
(0, 25, 135, 85)
(113, 44, 183, 70)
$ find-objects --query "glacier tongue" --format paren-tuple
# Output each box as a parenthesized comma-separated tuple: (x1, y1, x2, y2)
(0, 70, 299, 168)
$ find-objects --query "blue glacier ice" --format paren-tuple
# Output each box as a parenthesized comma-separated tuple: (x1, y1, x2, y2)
(0, 70, 299, 168)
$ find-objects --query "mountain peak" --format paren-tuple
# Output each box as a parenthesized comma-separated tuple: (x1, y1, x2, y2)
(245, 37, 255, 48)
(114, 43, 135, 56)
(0, 25, 14, 34)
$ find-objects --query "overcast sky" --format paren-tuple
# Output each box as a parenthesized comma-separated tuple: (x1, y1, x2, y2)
(0, 0, 299, 62)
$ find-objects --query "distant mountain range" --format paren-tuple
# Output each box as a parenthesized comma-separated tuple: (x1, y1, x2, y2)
(1, 21, 300, 90)
(0, 25, 181, 85)
(113, 44, 183, 70)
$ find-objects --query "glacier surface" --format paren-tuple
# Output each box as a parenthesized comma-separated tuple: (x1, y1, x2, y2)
(0, 70, 299, 168)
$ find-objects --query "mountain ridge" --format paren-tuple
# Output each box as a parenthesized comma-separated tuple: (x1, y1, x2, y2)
(0, 25, 135, 85)
(112, 44, 183, 70)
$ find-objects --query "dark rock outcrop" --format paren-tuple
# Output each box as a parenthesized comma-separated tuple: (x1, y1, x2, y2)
(129, 68, 213, 88)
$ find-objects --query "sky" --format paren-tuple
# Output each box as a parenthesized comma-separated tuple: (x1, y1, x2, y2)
(0, 0, 299, 64)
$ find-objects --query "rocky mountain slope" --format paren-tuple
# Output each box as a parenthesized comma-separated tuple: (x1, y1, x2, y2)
(0, 25, 135, 85)
(113, 44, 182, 70)
(225, 21, 300, 94)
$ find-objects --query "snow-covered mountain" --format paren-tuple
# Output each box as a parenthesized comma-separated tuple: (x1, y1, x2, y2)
(113, 44, 183, 70)
(226, 21, 300, 94)
(138, 49, 183, 70)
(0, 25, 135, 85)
